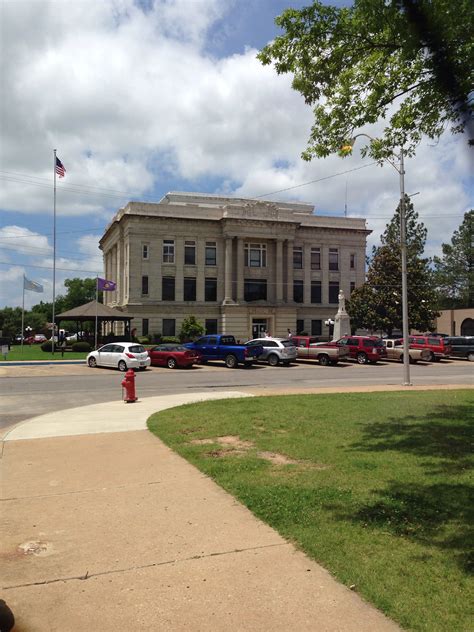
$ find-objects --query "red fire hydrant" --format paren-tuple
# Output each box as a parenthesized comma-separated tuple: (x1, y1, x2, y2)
(121, 369, 137, 403)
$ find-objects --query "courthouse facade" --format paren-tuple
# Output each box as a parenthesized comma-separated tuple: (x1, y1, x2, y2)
(99, 192, 370, 340)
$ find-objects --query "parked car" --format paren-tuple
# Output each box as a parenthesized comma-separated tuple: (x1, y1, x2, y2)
(246, 337, 297, 366)
(185, 334, 263, 368)
(87, 342, 150, 371)
(290, 335, 350, 366)
(66, 331, 88, 342)
(148, 344, 201, 369)
(382, 338, 431, 363)
(336, 335, 387, 364)
(444, 336, 474, 362)
(24, 334, 47, 344)
(406, 335, 452, 362)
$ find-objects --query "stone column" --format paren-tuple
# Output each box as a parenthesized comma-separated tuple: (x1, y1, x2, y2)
(304, 243, 311, 304)
(224, 237, 233, 303)
(196, 239, 205, 302)
(286, 239, 294, 302)
(275, 239, 283, 303)
(175, 238, 184, 301)
(236, 237, 244, 302)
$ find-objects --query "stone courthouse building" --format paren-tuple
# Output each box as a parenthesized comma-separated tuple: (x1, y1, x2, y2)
(99, 192, 370, 340)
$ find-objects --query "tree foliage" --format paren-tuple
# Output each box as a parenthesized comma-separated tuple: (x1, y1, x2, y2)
(433, 210, 474, 308)
(179, 315, 205, 342)
(258, 0, 474, 161)
(348, 196, 439, 334)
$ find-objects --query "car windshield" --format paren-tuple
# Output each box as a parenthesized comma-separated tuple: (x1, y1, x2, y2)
(129, 345, 145, 353)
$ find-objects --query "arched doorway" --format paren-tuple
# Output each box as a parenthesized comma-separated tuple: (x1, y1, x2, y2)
(460, 318, 474, 336)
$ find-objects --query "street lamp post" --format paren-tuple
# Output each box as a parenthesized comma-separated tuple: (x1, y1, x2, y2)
(344, 134, 411, 386)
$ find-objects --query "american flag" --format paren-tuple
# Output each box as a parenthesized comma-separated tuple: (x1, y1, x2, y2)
(55, 156, 66, 178)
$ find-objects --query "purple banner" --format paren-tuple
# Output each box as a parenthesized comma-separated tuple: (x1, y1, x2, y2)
(98, 277, 116, 291)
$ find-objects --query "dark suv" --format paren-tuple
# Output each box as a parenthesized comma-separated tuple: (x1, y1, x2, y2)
(444, 336, 474, 362)
(407, 335, 452, 361)
(336, 336, 387, 364)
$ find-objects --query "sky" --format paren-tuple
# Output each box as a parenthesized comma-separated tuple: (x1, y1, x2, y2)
(1, 0, 472, 309)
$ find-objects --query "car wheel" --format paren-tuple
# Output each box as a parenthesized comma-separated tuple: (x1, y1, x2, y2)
(356, 352, 368, 365)
(118, 360, 127, 372)
(88, 357, 97, 368)
(167, 357, 177, 369)
(318, 354, 330, 366)
(268, 353, 279, 367)
(225, 354, 238, 369)
(468, 353, 474, 362)
(427, 351, 435, 362)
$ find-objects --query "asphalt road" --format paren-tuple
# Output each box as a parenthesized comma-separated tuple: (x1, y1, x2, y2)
(1, 358, 471, 431)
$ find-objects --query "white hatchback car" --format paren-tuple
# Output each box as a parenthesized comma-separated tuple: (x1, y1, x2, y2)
(87, 342, 151, 371)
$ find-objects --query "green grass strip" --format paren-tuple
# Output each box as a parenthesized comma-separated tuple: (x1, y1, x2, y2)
(148, 390, 474, 632)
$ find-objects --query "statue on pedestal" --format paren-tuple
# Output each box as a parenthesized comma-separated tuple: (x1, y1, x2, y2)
(332, 289, 351, 340)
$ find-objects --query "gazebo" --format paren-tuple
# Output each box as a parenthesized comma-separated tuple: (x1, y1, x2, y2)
(54, 300, 133, 346)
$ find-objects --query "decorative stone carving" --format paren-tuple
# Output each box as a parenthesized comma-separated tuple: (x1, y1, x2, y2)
(333, 289, 351, 340)
(242, 201, 279, 220)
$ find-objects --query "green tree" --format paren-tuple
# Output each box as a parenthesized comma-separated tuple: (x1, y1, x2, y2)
(179, 316, 205, 342)
(433, 210, 473, 308)
(0, 307, 23, 338)
(258, 0, 473, 161)
(62, 278, 102, 311)
(348, 196, 438, 334)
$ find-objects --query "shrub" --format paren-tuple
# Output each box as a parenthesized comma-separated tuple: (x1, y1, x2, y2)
(152, 332, 162, 344)
(41, 340, 53, 352)
(137, 336, 151, 344)
(72, 341, 91, 352)
(179, 316, 205, 342)
(161, 336, 180, 344)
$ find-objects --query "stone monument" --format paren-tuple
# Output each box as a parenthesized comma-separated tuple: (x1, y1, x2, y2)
(332, 290, 351, 340)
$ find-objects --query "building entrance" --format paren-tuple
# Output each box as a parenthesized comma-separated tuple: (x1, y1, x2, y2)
(252, 319, 268, 338)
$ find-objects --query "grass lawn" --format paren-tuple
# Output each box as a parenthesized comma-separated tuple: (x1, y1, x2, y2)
(4, 346, 88, 361)
(148, 390, 474, 632)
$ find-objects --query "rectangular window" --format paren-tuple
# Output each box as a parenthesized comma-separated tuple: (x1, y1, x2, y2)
(184, 240, 196, 265)
(311, 280, 322, 304)
(350, 281, 356, 294)
(350, 253, 356, 269)
(244, 279, 267, 302)
(205, 278, 217, 302)
(162, 319, 175, 337)
(293, 279, 304, 303)
(296, 319, 304, 335)
(142, 318, 149, 336)
(141, 275, 149, 296)
(293, 246, 303, 269)
(205, 319, 218, 335)
(311, 247, 321, 270)
(183, 277, 196, 301)
(245, 243, 267, 268)
(329, 281, 339, 303)
(205, 242, 217, 266)
(163, 239, 175, 263)
(311, 320, 322, 336)
(329, 248, 339, 271)
(142, 244, 149, 260)
(162, 276, 175, 301)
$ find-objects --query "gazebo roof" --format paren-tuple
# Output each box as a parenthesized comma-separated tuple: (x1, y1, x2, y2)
(55, 300, 131, 321)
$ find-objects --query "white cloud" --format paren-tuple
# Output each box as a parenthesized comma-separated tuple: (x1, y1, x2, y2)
(0, 226, 52, 257)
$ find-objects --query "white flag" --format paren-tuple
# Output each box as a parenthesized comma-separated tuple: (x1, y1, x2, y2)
(24, 276, 44, 293)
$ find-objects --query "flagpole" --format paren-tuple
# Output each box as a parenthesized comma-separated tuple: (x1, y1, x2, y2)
(95, 275, 99, 350)
(52, 149, 57, 355)
(21, 275, 25, 355)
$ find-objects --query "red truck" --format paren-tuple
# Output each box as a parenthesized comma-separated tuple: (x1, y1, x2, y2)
(290, 336, 350, 366)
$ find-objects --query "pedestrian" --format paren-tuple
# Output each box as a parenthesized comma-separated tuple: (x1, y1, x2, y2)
(287, 328, 292, 338)
(264, 330, 270, 338)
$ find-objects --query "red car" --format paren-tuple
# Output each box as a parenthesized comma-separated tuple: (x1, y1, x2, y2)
(24, 334, 47, 344)
(406, 335, 452, 362)
(336, 335, 387, 364)
(147, 344, 201, 369)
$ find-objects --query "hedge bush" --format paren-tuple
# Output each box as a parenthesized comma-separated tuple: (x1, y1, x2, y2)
(41, 340, 53, 352)
(137, 336, 151, 344)
(72, 341, 91, 352)
(161, 336, 180, 344)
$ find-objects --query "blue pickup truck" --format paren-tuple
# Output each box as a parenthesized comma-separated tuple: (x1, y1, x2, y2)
(185, 334, 263, 368)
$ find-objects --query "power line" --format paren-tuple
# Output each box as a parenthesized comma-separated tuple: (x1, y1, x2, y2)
(0, 260, 101, 273)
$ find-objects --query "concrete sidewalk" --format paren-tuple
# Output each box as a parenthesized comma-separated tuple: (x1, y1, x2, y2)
(1, 392, 400, 631)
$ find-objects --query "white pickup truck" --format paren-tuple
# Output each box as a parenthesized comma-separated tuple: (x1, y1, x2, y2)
(291, 336, 350, 366)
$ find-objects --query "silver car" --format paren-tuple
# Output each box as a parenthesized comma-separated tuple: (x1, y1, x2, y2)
(246, 337, 297, 366)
